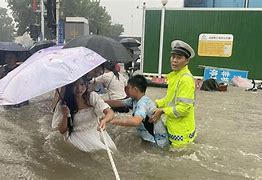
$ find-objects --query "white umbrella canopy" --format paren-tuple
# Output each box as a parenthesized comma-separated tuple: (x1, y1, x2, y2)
(0, 47, 106, 105)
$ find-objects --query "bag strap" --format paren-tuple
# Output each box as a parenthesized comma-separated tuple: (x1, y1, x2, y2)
(107, 74, 114, 89)
(106, 74, 114, 99)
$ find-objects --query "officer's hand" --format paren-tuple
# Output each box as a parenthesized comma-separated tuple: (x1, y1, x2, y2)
(149, 108, 163, 123)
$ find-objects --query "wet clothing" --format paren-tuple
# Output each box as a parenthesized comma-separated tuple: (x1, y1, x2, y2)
(52, 91, 117, 152)
(156, 65, 196, 148)
(123, 95, 169, 147)
(124, 96, 156, 143)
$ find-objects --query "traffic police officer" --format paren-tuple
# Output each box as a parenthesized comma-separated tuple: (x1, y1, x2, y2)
(150, 40, 196, 148)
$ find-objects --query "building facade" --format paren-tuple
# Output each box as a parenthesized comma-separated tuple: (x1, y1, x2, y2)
(184, 0, 262, 8)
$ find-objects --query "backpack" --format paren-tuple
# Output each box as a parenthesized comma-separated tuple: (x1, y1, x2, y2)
(200, 78, 219, 91)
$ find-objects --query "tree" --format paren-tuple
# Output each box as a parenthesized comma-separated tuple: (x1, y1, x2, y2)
(107, 23, 124, 39)
(7, 0, 36, 36)
(7, 0, 124, 39)
(0, 7, 15, 41)
(62, 0, 124, 37)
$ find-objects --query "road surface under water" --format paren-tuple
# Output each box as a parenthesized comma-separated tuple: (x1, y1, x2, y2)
(0, 86, 261, 180)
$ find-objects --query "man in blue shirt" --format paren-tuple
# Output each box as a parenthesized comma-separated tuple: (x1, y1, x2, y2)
(106, 74, 168, 147)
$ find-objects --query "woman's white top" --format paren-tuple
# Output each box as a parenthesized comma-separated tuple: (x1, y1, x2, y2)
(94, 71, 127, 100)
(52, 91, 117, 152)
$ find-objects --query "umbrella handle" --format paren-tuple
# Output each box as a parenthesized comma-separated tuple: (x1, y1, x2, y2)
(56, 89, 64, 102)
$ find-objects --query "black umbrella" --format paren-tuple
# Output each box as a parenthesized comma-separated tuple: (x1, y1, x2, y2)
(120, 38, 141, 48)
(29, 40, 56, 54)
(63, 35, 133, 63)
(128, 46, 140, 61)
(130, 46, 140, 55)
(0, 42, 29, 65)
(0, 41, 28, 51)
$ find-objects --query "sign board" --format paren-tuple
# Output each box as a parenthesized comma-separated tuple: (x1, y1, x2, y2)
(198, 33, 234, 57)
(65, 17, 89, 43)
(58, 19, 64, 45)
(203, 67, 248, 83)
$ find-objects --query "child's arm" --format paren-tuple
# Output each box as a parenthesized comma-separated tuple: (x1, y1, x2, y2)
(110, 115, 143, 127)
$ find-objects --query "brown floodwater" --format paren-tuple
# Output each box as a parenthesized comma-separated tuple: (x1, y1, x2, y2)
(0, 86, 261, 180)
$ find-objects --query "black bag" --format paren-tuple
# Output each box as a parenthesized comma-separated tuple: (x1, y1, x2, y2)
(200, 78, 218, 91)
(143, 116, 154, 137)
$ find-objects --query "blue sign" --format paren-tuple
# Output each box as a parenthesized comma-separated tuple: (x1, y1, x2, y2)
(58, 19, 64, 45)
(203, 67, 248, 83)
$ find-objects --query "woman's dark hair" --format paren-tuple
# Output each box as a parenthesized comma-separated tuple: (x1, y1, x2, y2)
(104, 61, 119, 80)
(128, 74, 147, 93)
(62, 77, 89, 136)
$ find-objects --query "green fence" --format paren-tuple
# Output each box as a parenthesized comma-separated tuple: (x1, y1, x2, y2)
(143, 8, 262, 79)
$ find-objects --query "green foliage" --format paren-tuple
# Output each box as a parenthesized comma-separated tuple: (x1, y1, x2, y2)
(8, 0, 124, 39)
(0, 7, 15, 41)
(63, 0, 124, 37)
(108, 23, 124, 39)
(7, 0, 36, 36)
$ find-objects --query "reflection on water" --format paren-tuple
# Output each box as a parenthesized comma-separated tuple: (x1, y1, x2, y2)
(0, 87, 261, 180)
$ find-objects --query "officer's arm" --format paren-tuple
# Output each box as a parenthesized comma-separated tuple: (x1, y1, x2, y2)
(162, 77, 195, 118)
(155, 97, 166, 108)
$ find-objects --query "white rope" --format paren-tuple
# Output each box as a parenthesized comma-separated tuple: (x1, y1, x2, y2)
(100, 129, 120, 180)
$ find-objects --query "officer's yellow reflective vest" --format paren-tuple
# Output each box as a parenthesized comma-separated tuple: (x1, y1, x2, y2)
(156, 66, 196, 148)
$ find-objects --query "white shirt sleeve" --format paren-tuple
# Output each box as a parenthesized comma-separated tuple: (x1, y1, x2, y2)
(94, 72, 113, 87)
(89, 91, 110, 112)
(93, 74, 105, 85)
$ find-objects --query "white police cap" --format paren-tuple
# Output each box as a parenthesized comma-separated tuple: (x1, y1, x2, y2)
(171, 40, 195, 59)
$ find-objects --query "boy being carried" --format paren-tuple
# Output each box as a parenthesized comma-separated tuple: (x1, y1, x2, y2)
(106, 74, 169, 147)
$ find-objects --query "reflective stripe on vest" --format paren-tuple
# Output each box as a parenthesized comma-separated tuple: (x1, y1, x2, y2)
(168, 133, 183, 141)
(168, 129, 196, 141)
(172, 107, 180, 118)
(176, 97, 195, 105)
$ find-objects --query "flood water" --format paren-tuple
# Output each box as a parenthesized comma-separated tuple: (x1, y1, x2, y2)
(0, 86, 261, 180)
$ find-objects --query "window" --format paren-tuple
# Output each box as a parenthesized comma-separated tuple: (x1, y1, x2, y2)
(249, 0, 262, 7)
(184, 0, 207, 7)
(184, 0, 262, 8)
